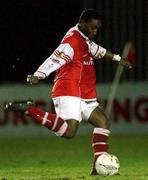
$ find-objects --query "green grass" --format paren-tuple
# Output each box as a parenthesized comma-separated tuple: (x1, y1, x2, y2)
(0, 134, 148, 180)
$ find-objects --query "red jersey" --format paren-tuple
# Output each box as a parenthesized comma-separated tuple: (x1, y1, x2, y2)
(34, 25, 106, 100)
(52, 25, 106, 100)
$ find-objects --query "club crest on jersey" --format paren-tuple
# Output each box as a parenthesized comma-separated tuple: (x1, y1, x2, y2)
(59, 52, 65, 58)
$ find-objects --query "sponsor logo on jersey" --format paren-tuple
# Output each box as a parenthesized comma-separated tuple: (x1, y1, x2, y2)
(52, 59, 60, 64)
(83, 60, 94, 65)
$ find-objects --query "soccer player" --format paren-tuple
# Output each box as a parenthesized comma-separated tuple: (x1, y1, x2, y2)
(5, 9, 132, 175)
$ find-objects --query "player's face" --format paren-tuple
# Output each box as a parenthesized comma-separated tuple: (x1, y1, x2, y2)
(82, 19, 102, 40)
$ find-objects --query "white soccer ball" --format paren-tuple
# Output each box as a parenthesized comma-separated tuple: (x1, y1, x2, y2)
(95, 153, 120, 176)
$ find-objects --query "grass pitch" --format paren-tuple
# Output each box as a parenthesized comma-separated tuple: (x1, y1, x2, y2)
(0, 134, 148, 180)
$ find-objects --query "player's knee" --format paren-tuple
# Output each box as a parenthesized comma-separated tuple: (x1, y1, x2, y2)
(65, 129, 76, 139)
(64, 125, 77, 139)
(98, 119, 110, 130)
(105, 119, 110, 129)
(64, 119, 79, 139)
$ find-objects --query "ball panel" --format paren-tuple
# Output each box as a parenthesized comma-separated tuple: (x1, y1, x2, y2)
(95, 153, 120, 176)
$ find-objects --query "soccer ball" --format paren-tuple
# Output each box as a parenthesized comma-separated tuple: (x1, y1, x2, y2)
(95, 153, 120, 176)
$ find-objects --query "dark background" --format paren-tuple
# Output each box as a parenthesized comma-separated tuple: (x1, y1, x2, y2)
(0, 0, 147, 83)
(0, 0, 83, 83)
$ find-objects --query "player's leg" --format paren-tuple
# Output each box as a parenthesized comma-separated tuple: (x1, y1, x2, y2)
(89, 106, 110, 175)
(27, 105, 79, 138)
(82, 101, 110, 175)
(88, 106, 110, 129)
(65, 119, 79, 138)
(5, 97, 81, 139)
(52, 96, 81, 138)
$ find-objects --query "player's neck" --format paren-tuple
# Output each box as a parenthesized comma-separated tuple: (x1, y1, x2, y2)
(78, 24, 88, 39)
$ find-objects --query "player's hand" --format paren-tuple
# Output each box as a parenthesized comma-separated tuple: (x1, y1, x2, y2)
(119, 58, 133, 69)
(26, 75, 40, 84)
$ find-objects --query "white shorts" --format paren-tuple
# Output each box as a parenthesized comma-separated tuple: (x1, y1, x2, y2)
(52, 96, 99, 122)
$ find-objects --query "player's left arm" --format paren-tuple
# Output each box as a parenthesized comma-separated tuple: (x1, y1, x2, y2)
(104, 51, 132, 69)
(90, 41, 132, 69)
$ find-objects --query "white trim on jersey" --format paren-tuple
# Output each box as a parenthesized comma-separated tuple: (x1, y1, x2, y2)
(34, 43, 74, 78)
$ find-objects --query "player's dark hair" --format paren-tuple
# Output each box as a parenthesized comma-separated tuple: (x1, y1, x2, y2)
(79, 9, 102, 23)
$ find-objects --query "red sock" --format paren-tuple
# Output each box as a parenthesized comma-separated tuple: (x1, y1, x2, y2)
(92, 128, 110, 172)
(27, 106, 68, 137)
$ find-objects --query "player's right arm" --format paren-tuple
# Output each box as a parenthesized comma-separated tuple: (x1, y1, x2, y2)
(27, 43, 74, 84)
